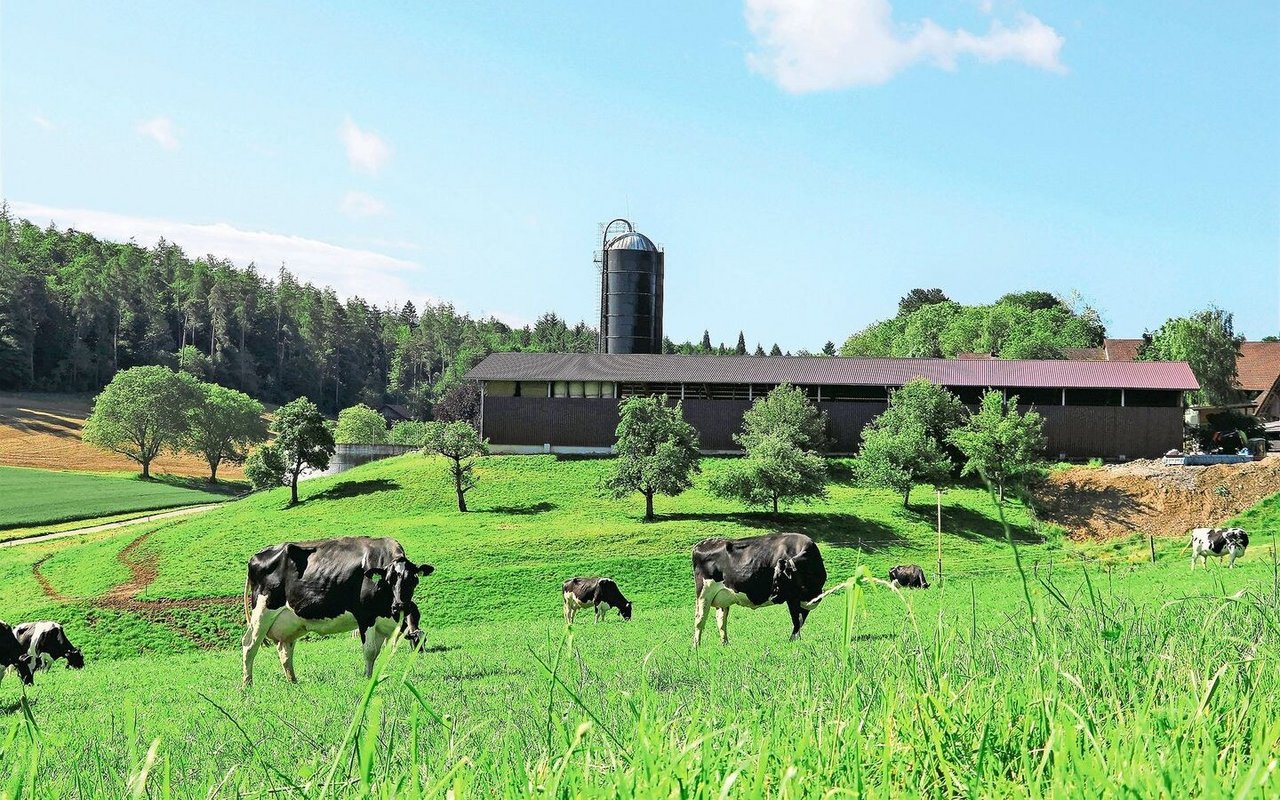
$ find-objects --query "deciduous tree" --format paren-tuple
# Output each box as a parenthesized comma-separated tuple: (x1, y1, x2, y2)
(244, 444, 286, 491)
(185, 382, 267, 482)
(1140, 306, 1243, 406)
(82, 366, 200, 479)
(948, 391, 1046, 503)
(607, 396, 701, 521)
(334, 403, 388, 445)
(422, 420, 489, 512)
(273, 397, 335, 505)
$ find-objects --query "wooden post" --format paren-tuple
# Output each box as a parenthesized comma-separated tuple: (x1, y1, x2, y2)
(1149, 534, 1156, 564)
(936, 488, 943, 585)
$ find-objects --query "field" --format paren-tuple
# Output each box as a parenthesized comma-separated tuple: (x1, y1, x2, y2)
(0, 454, 1276, 797)
(0, 466, 231, 534)
(0, 392, 244, 479)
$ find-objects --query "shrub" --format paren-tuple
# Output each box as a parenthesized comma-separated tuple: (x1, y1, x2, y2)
(334, 404, 388, 445)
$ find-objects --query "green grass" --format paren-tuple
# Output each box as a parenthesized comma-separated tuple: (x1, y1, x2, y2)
(0, 466, 232, 531)
(0, 454, 1276, 797)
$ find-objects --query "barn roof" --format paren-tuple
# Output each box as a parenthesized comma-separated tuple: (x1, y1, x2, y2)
(466, 353, 1199, 391)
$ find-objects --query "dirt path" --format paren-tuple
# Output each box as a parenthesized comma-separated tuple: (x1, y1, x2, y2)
(1, 504, 222, 549)
(31, 523, 239, 648)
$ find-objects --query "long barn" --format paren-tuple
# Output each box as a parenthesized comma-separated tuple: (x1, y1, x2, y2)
(465, 353, 1199, 460)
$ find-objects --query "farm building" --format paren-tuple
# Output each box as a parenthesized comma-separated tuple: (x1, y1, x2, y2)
(465, 353, 1199, 460)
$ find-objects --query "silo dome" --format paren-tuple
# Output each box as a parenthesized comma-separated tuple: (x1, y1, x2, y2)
(605, 231, 658, 252)
(597, 219, 664, 355)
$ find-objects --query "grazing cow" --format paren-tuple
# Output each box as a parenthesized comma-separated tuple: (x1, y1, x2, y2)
(14, 622, 85, 671)
(1190, 527, 1250, 570)
(0, 621, 34, 687)
(562, 577, 633, 624)
(888, 564, 930, 589)
(242, 536, 433, 686)
(691, 533, 827, 647)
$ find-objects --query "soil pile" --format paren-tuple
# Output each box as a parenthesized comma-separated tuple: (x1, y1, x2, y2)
(1034, 455, 1280, 539)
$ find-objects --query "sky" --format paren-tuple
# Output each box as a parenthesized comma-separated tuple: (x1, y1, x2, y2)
(2, 1, 1277, 350)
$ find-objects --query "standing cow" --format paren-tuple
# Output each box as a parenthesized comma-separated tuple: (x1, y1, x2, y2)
(562, 577, 633, 623)
(14, 622, 85, 671)
(0, 621, 34, 687)
(692, 533, 827, 647)
(888, 565, 930, 589)
(242, 536, 433, 686)
(1190, 527, 1250, 569)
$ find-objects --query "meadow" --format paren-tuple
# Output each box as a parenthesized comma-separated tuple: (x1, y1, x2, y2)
(0, 466, 231, 534)
(0, 454, 1276, 798)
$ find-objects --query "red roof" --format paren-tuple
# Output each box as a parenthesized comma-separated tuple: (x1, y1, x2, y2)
(1237, 342, 1280, 392)
(466, 353, 1199, 391)
(1104, 339, 1143, 361)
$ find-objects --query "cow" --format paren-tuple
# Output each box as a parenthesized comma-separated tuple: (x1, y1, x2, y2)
(562, 577, 633, 624)
(242, 536, 433, 686)
(691, 533, 827, 647)
(1190, 527, 1249, 570)
(888, 564, 930, 589)
(0, 621, 34, 687)
(13, 622, 85, 672)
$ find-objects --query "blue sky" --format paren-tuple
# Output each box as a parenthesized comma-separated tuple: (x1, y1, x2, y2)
(2, 1, 1277, 349)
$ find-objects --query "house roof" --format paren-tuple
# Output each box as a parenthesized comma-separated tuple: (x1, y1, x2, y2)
(1063, 347, 1105, 361)
(1237, 342, 1280, 392)
(1104, 339, 1143, 361)
(466, 353, 1199, 391)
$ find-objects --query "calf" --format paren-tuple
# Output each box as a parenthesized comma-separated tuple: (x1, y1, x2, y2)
(888, 564, 929, 589)
(692, 533, 827, 647)
(242, 536, 433, 686)
(14, 622, 85, 671)
(0, 621, 34, 687)
(1190, 527, 1249, 569)
(562, 577, 632, 623)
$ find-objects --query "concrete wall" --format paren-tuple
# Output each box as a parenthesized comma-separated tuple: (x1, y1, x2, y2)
(314, 444, 422, 477)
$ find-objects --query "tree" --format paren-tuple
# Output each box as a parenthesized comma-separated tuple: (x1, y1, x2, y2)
(734, 331, 747, 356)
(822, 341, 836, 356)
(853, 378, 964, 507)
(1140, 306, 1243, 406)
(244, 444, 286, 491)
(699, 330, 713, 353)
(854, 421, 950, 507)
(769, 343, 783, 357)
(433, 382, 481, 424)
(422, 420, 489, 512)
(711, 385, 829, 514)
(334, 403, 388, 445)
(754, 344, 765, 357)
(82, 366, 199, 479)
(898, 288, 950, 316)
(185, 382, 267, 482)
(388, 420, 433, 446)
(996, 290, 1064, 312)
(711, 434, 829, 514)
(606, 395, 701, 521)
(948, 391, 1046, 503)
(273, 397, 335, 505)
(736, 383, 828, 452)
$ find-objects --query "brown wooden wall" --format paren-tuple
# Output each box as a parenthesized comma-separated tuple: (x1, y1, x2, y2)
(481, 397, 1184, 458)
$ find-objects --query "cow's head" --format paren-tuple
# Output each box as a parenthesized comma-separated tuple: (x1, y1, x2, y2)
(366, 558, 434, 619)
(619, 600, 633, 621)
(65, 647, 85, 669)
(14, 653, 33, 686)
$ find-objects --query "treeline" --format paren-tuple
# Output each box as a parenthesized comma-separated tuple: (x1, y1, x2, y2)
(840, 289, 1106, 359)
(0, 207, 595, 415)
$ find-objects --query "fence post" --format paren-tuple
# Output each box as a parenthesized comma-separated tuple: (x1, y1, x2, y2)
(1149, 534, 1156, 564)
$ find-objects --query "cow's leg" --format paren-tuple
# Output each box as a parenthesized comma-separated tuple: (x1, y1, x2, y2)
(787, 599, 809, 641)
(276, 639, 297, 683)
(361, 627, 388, 677)
(715, 607, 730, 645)
(693, 594, 710, 648)
(563, 595, 574, 625)
(241, 596, 281, 687)
(595, 603, 606, 623)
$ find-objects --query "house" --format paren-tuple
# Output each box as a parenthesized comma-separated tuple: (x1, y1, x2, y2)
(465, 353, 1198, 460)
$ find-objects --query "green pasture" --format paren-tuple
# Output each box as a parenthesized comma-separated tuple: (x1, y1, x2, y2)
(0, 454, 1275, 798)
(0, 466, 232, 533)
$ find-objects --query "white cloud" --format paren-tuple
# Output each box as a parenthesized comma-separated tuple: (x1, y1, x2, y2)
(9, 202, 425, 307)
(340, 190, 388, 218)
(745, 0, 1066, 92)
(31, 114, 55, 131)
(136, 116, 180, 150)
(340, 117, 391, 174)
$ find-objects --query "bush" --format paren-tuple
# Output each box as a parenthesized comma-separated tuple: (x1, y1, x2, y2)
(389, 420, 433, 447)
(244, 444, 286, 491)
(334, 404, 388, 445)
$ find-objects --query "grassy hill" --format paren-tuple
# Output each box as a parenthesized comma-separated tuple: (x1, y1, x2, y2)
(0, 454, 1276, 797)
(0, 466, 232, 533)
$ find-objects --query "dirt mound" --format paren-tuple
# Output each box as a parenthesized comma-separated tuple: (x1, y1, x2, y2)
(1034, 456, 1280, 539)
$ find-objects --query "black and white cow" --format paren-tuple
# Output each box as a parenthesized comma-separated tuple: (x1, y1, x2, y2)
(888, 564, 930, 589)
(1190, 527, 1250, 570)
(691, 533, 827, 647)
(242, 536, 433, 686)
(562, 577, 633, 623)
(14, 622, 84, 671)
(0, 621, 34, 687)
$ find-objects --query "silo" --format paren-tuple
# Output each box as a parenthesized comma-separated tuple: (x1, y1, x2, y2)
(597, 219, 664, 354)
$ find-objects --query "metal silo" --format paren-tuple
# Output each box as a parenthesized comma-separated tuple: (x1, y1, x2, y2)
(596, 219, 664, 354)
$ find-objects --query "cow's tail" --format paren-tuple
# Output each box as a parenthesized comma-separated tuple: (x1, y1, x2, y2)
(243, 577, 253, 624)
